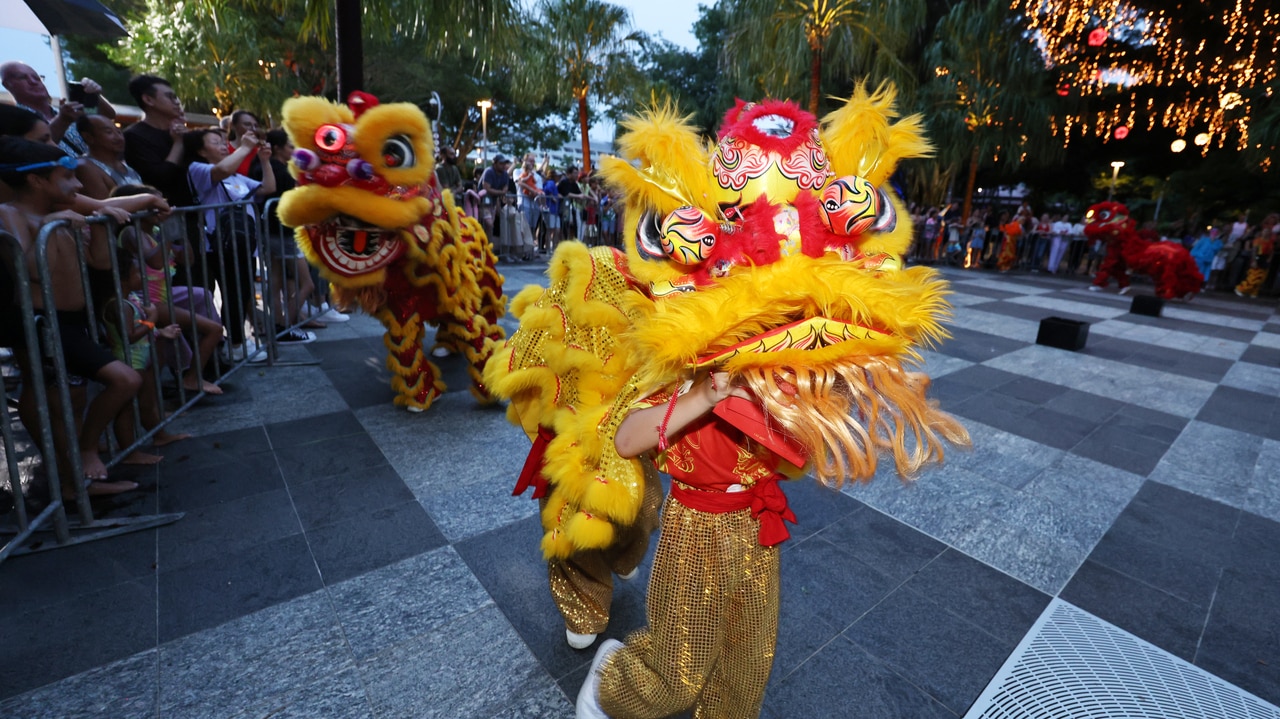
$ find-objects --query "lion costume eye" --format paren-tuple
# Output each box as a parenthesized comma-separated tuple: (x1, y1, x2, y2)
(382, 136, 415, 168)
(315, 124, 347, 152)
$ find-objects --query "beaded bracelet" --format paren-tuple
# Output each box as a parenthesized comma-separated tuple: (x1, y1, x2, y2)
(656, 388, 680, 452)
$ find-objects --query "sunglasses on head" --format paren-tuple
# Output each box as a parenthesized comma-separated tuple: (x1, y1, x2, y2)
(1, 156, 79, 172)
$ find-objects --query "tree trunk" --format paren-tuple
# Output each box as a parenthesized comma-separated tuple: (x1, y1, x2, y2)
(577, 93, 592, 176)
(335, 0, 363, 98)
(809, 47, 822, 116)
(962, 144, 979, 224)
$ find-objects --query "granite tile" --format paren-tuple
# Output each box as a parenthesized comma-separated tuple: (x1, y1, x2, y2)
(945, 421, 1065, 490)
(307, 499, 447, 585)
(1220, 360, 1280, 405)
(1089, 320, 1248, 361)
(970, 298, 1094, 324)
(845, 463, 996, 547)
(1195, 569, 1280, 706)
(244, 365, 350, 424)
(290, 463, 415, 530)
(1252, 329, 1280, 348)
(1040, 388, 1124, 423)
(324, 366, 398, 411)
(1060, 560, 1206, 662)
(951, 277, 1054, 296)
(328, 546, 492, 660)
(490, 680, 575, 719)
(0, 648, 157, 718)
(948, 308, 1042, 344)
(416, 471, 543, 542)
(917, 349, 975, 379)
(304, 337, 387, 369)
(845, 585, 1011, 715)
(0, 527, 156, 619)
(953, 515, 1087, 594)
(1162, 305, 1267, 332)
(158, 487, 301, 570)
(359, 604, 548, 719)
(1088, 528, 1222, 607)
(779, 478, 863, 541)
(1020, 454, 1143, 539)
(228, 665, 372, 719)
(770, 584, 848, 692)
(1104, 481, 1239, 569)
(780, 536, 900, 634)
(273, 431, 390, 483)
(762, 636, 956, 719)
(154, 426, 271, 472)
(934, 327, 1028, 363)
(1008, 294, 1130, 320)
(904, 549, 1048, 647)
(455, 512, 653, 681)
(984, 346, 1217, 418)
(158, 532, 323, 642)
(158, 449, 284, 512)
(1168, 416, 1266, 473)
(1195, 385, 1280, 439)
(0, 579, 156, 700)
(354, 395, 527, 492)
(264, 409, 367, 449)
(1230, 510, 1280, 579)
(817, 507, 946, 584)
(992, 375, 1069, 404)
(1240, 344, 1280, 368)
(159, 589, 349, 717)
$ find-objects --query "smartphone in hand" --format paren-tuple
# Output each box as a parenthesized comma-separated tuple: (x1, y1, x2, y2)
(66, 82, 99, 115)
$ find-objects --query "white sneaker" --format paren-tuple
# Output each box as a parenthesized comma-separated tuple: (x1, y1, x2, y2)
(566, 629, 598, 649)
(617, 567, 639, 582)
(247, 348, 269, 363)
(576, 638, 622, 719)
(1087, 285, 1102, 292)
(430, 346, 450, 358)
(1118, 286, 1132, 295)
(320, 307, 350, 323)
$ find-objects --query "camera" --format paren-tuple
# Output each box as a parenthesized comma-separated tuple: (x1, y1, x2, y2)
(66, 82, 99, 115)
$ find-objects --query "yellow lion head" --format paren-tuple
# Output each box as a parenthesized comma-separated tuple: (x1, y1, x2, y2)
(277, 92, 436, 288)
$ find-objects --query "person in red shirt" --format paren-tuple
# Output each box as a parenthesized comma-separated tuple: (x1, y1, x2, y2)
(578, 370, 794, 719)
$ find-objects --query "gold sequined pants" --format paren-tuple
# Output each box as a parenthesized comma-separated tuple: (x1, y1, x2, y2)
(1236, 266, 1268, 297)
(547, 464, 663, 635)
(598, 495, 781, 719)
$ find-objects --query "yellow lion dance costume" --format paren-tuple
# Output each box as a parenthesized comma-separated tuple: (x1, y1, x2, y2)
(484, 86, 969, 713)
(278, 92, 505, 411)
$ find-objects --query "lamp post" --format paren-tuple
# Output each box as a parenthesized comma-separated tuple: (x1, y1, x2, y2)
(1108, 161, 1125, 201)
(477, 99, 492, 167)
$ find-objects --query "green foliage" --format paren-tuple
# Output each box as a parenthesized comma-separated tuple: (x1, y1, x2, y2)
(720, 0, 923, 115)
(108, 0, 332, 118)
(61, 34, 133, 104)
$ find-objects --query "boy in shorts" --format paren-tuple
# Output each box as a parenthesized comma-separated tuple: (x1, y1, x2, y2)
(0, 137, 142, 494)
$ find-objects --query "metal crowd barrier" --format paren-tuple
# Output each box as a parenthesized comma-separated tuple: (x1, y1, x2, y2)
(0, 227, 181, 562)
(0, 196, 320, 562)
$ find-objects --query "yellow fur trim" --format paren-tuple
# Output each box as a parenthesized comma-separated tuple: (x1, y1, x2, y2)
(821, 83, 933, 186)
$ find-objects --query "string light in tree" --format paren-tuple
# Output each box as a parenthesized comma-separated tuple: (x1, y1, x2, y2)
(1013, 0, 1279, 156)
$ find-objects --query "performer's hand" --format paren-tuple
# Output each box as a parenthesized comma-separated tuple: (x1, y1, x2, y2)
(702, 370, 750, 406)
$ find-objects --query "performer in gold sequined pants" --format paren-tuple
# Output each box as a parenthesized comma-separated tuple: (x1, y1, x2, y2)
(598, 494, 781, 718)
(547, 464, 663, 637)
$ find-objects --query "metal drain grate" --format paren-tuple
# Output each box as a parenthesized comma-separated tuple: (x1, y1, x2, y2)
(965, 599, 1280, 719)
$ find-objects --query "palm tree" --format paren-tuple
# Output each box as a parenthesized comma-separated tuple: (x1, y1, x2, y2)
(721, 0, 922, 116)
(921, 0, 1058, 220)
(526, 0, 643, 174)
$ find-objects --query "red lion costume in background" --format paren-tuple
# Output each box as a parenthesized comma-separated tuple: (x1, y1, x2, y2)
(1086, 201, 1202, 300)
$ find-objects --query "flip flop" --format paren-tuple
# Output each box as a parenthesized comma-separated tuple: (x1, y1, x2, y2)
(86, 479, 139, 496)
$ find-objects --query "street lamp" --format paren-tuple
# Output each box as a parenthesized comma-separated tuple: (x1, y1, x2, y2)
(1108, 161, 1125, 201)
(477, 99, 492, 167)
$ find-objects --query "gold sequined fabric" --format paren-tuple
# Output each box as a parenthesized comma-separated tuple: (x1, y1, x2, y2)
(599, 495, 780, 719)
(547, 463, 662, 634)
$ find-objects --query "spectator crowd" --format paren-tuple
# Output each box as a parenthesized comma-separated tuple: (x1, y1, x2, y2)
(1, 57, 1273, 506)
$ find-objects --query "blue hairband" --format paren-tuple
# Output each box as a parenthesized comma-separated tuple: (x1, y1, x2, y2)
(1, 156, 79, 172)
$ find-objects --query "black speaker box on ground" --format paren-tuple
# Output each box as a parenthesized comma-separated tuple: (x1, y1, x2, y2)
(1130, 295, 1164, 317)
(1036, 316, 1089, 351)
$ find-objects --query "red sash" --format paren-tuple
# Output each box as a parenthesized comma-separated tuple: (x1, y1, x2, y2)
(670, 476, 797, 547)
(513, 425, 555, 499)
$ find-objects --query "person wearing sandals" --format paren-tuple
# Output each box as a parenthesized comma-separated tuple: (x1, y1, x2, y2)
(254, 129, 319, 343)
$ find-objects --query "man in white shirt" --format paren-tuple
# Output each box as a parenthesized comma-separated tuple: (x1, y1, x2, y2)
(1047, 215, 1074, 274)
